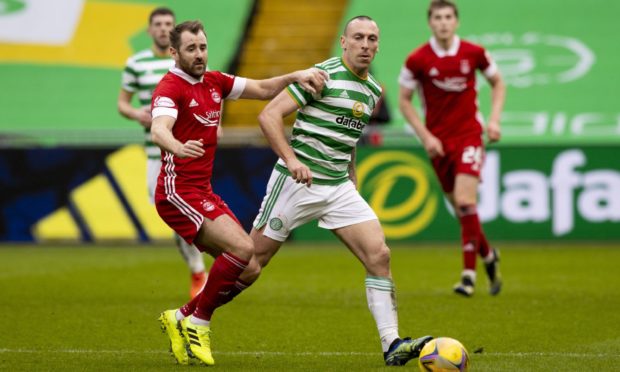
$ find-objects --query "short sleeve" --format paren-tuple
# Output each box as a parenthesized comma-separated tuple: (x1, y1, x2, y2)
(151, 77, 180, 119)
(122, 58, 138, 92)
(478, 47, 498, 79)
(398, 54, 419, 90)
(286, 82, 315, 107)
(208, 71, 245, 100)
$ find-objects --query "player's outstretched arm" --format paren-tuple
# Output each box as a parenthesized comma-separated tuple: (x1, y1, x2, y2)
(258, 91, 313, 186)
(240, 68, 328, 100)
(151, 115, 205, 159)
(398, 86, 444, 158)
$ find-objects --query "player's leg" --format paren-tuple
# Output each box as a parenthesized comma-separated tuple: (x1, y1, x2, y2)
(148, 158, 208, 298)
(176, 214, 253, 365)
(451, 173, 480, 296)
(332, 220, 432, 366)
(453, 174, 501, 296)
(239, 168, 314, 284)
(174, 234, 207, 298)
(207, 226, 284, 309)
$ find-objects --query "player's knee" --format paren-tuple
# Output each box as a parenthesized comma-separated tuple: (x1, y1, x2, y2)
(230, 235, 254, 261)
(455, 203, 477, 217)
(367, 243, 391, 270)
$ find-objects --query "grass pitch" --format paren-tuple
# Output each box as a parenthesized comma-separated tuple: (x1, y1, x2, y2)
(0, 242, 619, 371)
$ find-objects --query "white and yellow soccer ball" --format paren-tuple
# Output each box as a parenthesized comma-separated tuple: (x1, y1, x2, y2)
(418, 337, 469, 371)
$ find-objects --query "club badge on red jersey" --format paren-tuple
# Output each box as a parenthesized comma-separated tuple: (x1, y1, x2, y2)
(460, 59, 471, 74)
(209, 88, 221, 103)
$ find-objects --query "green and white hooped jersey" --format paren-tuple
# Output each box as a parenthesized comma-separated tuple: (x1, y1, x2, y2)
(121, 49, 175, 159)
(280, 57, 382, 185)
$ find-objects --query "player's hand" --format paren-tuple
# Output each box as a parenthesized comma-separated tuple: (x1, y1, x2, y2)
(423, 135, 445, 158)
(286, 158, 313, 187)
(136, 107, 152, 128)
(296, 68, 328, 96)
(487, 120, 501, 143)
(176, 139, 205, 159)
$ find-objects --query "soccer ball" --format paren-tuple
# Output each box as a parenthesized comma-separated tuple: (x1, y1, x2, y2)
(418, 337, 469, 371)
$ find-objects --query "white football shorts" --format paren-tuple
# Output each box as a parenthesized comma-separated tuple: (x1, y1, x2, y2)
(253, 168, 378, 241)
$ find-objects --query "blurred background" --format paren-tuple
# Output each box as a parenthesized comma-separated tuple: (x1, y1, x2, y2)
(1, 0, 618, 244)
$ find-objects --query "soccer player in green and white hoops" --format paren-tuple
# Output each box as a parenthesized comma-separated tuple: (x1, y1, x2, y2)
(238, 16, 432, 366)
(117, 7, 207, 298)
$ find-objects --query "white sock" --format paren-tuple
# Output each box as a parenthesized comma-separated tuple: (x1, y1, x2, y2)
(365, 276, 400, 352)
(462, 269, 476, 283)
(190, 315, 210, 327)
(175, 310, 185, 322)
(176, 235, 206, 273)
(483, 250, 495, 264)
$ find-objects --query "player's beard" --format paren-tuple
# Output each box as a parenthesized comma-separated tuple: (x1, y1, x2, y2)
(179, 54, 206, 79)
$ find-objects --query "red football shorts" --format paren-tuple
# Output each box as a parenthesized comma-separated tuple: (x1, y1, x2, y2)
(155, 190, 240, 251)
(430, 135, 485, 193)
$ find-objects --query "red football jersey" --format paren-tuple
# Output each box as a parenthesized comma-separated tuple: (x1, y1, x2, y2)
(399, 36, 497, 140)
(151, 67, 246, 194)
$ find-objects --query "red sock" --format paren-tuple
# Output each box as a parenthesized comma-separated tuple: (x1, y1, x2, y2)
(180, 293, 200, 317)
(479, 231, 491, 258)
(219, 279, 251, 306)
(458, 205, 480, 271)
(193, 253, 248, 321)
(180, 279, 251, 317)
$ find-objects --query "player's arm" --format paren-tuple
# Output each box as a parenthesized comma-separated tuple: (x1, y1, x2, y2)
(117, 89, 152, 128)
(398, 86, 444, 158)
(485, 72, 506, 143)
(151, 115, 205, 159)
(258, 91, 313, 186)
(240, 68, 328, 100)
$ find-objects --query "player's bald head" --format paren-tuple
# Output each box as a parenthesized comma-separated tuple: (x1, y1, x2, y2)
(343, 15, 377, 36)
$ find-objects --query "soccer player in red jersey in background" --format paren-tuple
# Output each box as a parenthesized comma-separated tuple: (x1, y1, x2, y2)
(398, 0, 506, 297)
(151, 21, 327, 365)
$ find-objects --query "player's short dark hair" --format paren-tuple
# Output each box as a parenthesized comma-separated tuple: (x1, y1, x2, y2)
(170, 20, 206, 50)
(343, 15, 375, 35)
(149, 7, 175, 24)
(427, 0, 458, 19)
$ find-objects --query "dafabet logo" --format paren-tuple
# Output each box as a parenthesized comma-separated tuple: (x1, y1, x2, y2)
(357, 151, 440, 239)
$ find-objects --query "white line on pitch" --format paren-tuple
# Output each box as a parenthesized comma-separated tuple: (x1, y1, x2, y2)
(0, 349, 618, 358)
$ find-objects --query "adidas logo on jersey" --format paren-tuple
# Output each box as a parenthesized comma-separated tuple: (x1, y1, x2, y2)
(189, 98, 199, 107)
(339, 90, 350, 99)
(429, 67, 439, 77)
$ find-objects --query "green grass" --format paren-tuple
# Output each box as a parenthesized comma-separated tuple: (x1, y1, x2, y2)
(0, 243, 619, 371)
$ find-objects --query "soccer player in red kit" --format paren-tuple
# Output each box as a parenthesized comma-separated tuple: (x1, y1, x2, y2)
(151, 21, 327, 365)
(398, 0, 506, 297)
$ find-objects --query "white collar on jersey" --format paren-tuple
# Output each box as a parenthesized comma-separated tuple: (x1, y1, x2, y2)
(170, 66, 204, 85)
(430, 35, 461, 57)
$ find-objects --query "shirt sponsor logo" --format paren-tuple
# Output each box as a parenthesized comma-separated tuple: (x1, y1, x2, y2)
(154, 96, 175, 108)
(432, 77, 467, 92)
(336, 115, 365, 130)
(193, 111, 220, 126)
